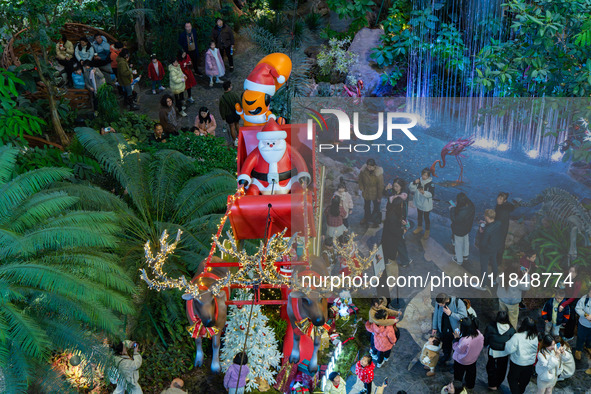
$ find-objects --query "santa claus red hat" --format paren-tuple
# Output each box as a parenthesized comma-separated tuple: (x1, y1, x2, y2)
(257, 118, 287, 141)
(244, 63, 286, 96)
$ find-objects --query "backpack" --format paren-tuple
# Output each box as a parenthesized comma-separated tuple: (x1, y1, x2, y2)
(108, 358, 124, 385)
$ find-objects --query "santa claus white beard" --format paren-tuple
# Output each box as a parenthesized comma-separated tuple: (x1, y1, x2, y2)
(259, 144, 286, 166)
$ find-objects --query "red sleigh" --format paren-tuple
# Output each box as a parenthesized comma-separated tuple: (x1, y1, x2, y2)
(229, 123, 317, 240)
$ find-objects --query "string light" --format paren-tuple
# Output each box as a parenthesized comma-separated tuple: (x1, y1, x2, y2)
(333, 232, 378, 280)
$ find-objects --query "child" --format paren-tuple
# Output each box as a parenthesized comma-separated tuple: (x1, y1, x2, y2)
(179, 50, 196, 104)
(147, 54, 166, 94)
(325, 371, 346, 394)
(223, 352, 249, 394)
(333, 181, 353, 228)
(365, 309, 397, 368)
(420, 335, 441, 377)
(555, 336, 575, 381)
(542, 289, 570, 336)
(409, 167, 434, 240)
(205, 40, 225, 87)
(355, 354, 375, 394)
(325, 195, 347, 240)
(72, 66, 85, 89)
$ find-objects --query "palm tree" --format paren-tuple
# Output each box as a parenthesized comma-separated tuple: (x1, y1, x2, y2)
(68, 127, 237, 343)
(0, 145, 135, 393)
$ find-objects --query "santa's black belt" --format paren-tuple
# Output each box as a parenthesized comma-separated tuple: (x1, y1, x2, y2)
(251, 169, 298, 182)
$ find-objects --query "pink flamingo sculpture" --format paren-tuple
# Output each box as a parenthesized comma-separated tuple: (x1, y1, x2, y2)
(430, 137, 475, 184)
(343, 80, 364, 98)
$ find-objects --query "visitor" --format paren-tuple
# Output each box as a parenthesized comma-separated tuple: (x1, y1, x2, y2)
(497, 263, 530, 329)
(75, 37, 95, 64)
(205, 40, 225, 87)
(110, 42, 124, 79)
(452, 317, 483, 391)
(147, 54, 166, 95)
(505, 317, 538, 394)
(334, 181, 354, 228)
(91, 33, 111, 68)
(542, 288, 570, 336)
(219, 80, 241, 144)
(211, 17, 235, 71)
(321, 237, 337, 270)
(223, 352, 249, 394)
(484, 310, 515, 391)
(358, 159, 384, 227)
(178, 22, 201, 76)
(475, 209, 503, 290)
(561, 265, 583, 340)
(324, 194, 347, 240)
(431, 293, 467, 365)
(365, 309, 397, 368)
(168, 58, 187, 117)
(112, 340, 142, 394)
(55, 35, 75, 85)
(324, 371, 346, 394)
(194, 107, 216, 136)
(555, 336, 575, 381)
(409, 167, 435, 240)
(82, 61, 106, 110)
(518, 250, 537, 309)
(179, 50, 196, 103)
(420, 335, 441, 377)
(116, 49, 138, 110)
(150, 123, 168, 144)
(495, 192, 516, 265)
(574, 287, 591, 364)
(381, 178, 412, 267)
(71, 66, 85, 89)
(440, 380, 467, 394)
(354, 354, 375, 394)
(159, 94, 181, 136)
(160, 378, 186, 394)
(535, 334, 563, 394)
(450, 192, 475, 265)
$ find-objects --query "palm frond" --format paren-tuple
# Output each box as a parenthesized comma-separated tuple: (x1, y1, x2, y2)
(0, 145, 18, 185)
(4, 192, 79, 232)
(150, 149, 195, 219)
(0, 304, 50, 359)
(0, 341, 31, 394)
(47, 182, 132, 213)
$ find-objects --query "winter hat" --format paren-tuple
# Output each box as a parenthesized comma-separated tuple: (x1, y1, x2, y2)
(328, 371, 340, 382)
(244, 62, 286, 96)
(257, 118, 287, 141)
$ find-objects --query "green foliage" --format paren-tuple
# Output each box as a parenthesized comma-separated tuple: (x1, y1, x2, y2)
(380, 65, 405, 88)
(96, 84, 121, 124)
(327, 0, 376, 35)
(0, 70, 46, 142)
(304, 13, 323, 32)
(0, 144, 135, 393)
(138, 341, 195, 392)
(532, 222, 591, 274)
(88, 111, 155, 144)
(474, 0, 591, 97)
(316, 38, 358, 81)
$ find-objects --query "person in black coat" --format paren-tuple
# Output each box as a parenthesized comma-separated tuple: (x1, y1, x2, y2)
(450, 192, 475, 266)
(178, 22, 202, 76)
(381, 178, 412, 268)
(495, 192, 516, 265)
(476, 209, 503, 290)
(484, 311, 516, 390)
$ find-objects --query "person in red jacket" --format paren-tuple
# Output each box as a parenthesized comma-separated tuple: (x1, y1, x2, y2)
(355, 354, 375, 394)
(365, 309, 397, 368)
(179, 50, 197, 104)
(147, 54, 166, 94)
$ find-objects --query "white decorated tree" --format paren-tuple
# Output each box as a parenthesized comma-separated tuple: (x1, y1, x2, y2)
(221, 289, 283, 391)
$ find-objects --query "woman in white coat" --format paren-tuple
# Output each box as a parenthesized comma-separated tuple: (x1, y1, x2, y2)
(535, 334, 563, 394)
(113, 340, 143, 394)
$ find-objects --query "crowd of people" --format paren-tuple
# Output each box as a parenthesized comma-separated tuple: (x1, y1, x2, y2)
(54, 18, 239, 140)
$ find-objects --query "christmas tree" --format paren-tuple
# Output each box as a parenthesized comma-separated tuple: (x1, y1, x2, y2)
(221, 289, 283, 392)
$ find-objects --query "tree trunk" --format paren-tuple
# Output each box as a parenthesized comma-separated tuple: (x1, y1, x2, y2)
(33, 53, 70, 146)
(198, 0, 244, 16)
(135, 0, 146, 55)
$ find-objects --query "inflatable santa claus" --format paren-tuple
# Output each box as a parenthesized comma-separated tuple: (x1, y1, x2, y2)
(237, 119, 310, 195)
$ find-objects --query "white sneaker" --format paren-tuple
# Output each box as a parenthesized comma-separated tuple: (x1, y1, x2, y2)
(209, 80, 213, 87)
(180, 110, 187, 117)
(216, 78, 223, 83)
(158, 86, 165, 91)
(377, 361, 384, 368)
(187, 97, 195, 103)
(182, 106, 187, 110)
(152, 90, 156, 95)
(452, 256, 462, 266)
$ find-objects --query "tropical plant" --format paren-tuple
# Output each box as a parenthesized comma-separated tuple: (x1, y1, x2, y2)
(327, 0, 376, 35)
(0, 144, 135, 392)
(0, 70, 46, 142)
(316, 38, 358, 82)
(69, 127, 237, 343)
(532, 222, 591, 274)
(96, 84, 121, 125)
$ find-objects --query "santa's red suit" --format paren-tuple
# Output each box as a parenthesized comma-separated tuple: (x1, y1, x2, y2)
(237, 120, 310, 195)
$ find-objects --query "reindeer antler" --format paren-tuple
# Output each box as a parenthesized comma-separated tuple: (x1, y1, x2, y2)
(334, 233, 379, 280)
(140, 230, 202, 298)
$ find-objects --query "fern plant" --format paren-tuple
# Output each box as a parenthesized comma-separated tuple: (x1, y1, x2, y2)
(68, 127, 237, 344)
(96, 84, 121, 124)
(0, 145, 135, 393)
(532, 222, 591, 273)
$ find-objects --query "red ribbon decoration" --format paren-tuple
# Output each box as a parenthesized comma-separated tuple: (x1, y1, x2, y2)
(188, 319, 220, 339)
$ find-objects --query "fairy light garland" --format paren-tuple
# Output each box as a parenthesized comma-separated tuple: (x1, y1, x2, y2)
(334, 232, 379, 279)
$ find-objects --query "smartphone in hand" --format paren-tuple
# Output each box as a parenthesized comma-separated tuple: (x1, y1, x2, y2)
(449, 200, 456, 207)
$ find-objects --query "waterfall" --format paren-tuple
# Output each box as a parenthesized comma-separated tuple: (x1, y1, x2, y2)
(401, 0, 569, 162)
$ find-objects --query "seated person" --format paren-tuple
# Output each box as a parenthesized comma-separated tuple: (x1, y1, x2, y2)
(91, 33, 112, 69)
(82, 61, 106, 109)
(72, 66, 85, 89)
(150, 123, 168, 144)
(194, 107, 217, 136)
